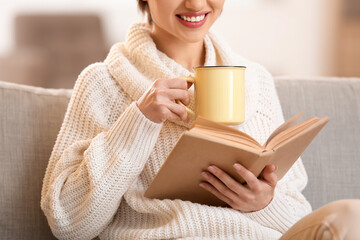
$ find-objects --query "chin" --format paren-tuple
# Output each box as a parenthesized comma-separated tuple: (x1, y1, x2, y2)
(179, 31, 208, 44)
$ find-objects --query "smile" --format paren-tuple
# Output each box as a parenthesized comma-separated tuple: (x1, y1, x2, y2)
(176, 12, 210, 28)
(179, 14, 206, 23)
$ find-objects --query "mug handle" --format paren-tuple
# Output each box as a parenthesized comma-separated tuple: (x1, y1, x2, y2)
(176, 76, 196, 119)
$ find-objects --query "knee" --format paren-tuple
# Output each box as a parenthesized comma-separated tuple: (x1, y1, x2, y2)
(279, 200, 360, 240)
(322, 199, 360, 239)
(326, 199, 360, 220)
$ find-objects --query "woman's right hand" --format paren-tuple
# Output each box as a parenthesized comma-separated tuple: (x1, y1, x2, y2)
(136, 78, 192, 124)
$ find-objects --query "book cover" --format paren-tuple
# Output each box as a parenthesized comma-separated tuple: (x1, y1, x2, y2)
(144, 112, 329, 207)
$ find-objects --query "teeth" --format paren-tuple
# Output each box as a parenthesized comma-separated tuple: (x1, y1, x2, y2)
(180, 14, 206, 23)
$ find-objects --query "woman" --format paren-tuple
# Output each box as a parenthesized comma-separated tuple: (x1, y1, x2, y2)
(41, 0, 360, 239)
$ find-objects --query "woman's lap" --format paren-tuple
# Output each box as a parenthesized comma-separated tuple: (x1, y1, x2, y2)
(280, 199, 360, 240)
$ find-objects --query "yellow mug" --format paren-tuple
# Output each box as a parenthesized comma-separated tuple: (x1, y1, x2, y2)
(177, 66, 246, 125)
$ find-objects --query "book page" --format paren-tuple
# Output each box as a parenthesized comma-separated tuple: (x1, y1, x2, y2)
(192, 125, 260, 146)
(266, 116, 329, 179)
(190, 127, 263, 150)
(190, 116, 262, 147)
(265, 117, 319, 150)
(264, 111, 304, 147)
(190, 116, 258, 141)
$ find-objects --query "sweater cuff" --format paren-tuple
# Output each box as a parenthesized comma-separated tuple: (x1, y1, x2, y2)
(242, 188, 302, 233)
(105, 101, 163, 159)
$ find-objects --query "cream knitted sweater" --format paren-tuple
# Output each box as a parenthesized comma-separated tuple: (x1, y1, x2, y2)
(41, 23, 312, 240)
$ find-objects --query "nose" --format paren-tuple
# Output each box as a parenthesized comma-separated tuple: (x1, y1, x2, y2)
(185, 0, 206, 11)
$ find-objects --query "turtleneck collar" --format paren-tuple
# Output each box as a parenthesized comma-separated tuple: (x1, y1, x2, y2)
(124, 23, 218, 77)
(104, 22, 258, 129)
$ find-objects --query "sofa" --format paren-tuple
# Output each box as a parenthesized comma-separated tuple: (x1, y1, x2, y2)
(0, 77, 359, 239)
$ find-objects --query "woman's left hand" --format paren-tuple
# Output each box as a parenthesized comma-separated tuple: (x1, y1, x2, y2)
(199, 163, 278, 212)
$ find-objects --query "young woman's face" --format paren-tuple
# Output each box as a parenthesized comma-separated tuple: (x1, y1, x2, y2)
(147, 0, 225, 43)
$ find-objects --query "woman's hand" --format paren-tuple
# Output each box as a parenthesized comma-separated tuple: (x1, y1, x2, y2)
(137, 78, 192, 123)
(199, 163, 278, 212)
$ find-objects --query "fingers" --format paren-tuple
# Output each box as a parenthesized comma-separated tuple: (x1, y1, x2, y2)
(156, 78, 189, 90)
(166, 101, 189, 122)
(261, 165, 278, 188)
(167, 110, 184, 122)
(200, 165, 277, 212)
(157, 87, 191, 122)
(200, 171, 239, 202)
(200, 166, 254, 210)
(199, 182, 233, 206)
(165, 89, 190, 105)
(233, 163, 260, 191)
(138, 78, 192, 123)
(151, 87, 190, 106)
(206, 166, 249, 195)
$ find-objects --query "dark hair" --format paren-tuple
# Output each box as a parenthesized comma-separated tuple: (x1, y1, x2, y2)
(137, 0, 152, 24)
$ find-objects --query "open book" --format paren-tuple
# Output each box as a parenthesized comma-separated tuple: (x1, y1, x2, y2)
(144, 112, 329, 207)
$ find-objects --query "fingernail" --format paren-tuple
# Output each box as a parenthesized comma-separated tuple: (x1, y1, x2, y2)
(274, 165, 278, 171)
(233, 163, 242, 171)
(208, 166, 216, 173)
(202, 172, 210, 179)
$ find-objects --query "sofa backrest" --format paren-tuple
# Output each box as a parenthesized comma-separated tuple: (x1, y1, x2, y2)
(0, 81, 71, 239)
(0, 77, 359, 239)
(275, 77, 360, 210)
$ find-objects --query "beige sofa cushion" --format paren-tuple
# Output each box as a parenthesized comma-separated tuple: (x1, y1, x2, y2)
(275, 77, 360, 210)
(0, 81, 71, 239)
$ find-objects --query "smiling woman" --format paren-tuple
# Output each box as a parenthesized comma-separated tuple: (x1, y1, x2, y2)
(139, 0, 225, 71)
(40, 0, 360, 239)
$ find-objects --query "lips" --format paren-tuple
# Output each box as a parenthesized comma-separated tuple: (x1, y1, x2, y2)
(176, 12, 210, 28)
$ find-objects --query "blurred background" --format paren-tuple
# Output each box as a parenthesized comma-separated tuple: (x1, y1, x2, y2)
(0, 0, 359, 89)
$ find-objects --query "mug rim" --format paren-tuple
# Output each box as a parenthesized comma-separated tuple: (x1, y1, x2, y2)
(194, 65, 246, 69)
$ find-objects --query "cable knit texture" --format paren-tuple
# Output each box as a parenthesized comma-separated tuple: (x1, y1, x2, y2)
(41, 23, 312, 240)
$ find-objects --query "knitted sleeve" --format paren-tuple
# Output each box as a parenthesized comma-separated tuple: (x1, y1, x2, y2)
(40, 63, 163, 240)
(242, 65, 312, 233)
